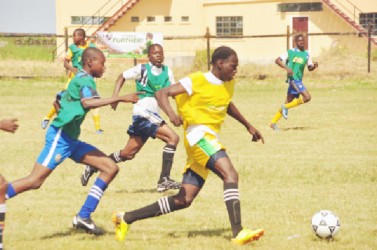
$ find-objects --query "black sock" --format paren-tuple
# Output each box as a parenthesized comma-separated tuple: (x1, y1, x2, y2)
(159, 144, 176, 180)
(224, 183, 242, 237)
(109, 151, 125, 163)
(124, 196, 176, 224)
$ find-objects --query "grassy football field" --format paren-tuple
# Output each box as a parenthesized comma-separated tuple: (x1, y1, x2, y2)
(0, 73, 377, 250)
(0, 55, 376, 249)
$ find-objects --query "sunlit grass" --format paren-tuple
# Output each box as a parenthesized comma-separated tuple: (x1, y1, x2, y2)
(0, 74, 376, 249)
(0, 42, 376, 249)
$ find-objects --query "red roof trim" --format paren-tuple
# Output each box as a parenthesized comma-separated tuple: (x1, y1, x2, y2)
(93, 0, 141, 35)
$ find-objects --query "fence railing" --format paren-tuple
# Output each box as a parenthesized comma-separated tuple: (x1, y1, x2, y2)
(0, 26, 375, 73)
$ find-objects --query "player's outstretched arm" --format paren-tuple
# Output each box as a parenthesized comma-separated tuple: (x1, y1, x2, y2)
(227, 102, 264, 144)
(81, 93, 140, 109)
(0, 118, 19, 133)
(111, 73, 126, 110)
(155, 84, 184, 127)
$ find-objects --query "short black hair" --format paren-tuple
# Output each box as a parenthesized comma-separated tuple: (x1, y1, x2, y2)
(147, 43, 163, 55)
(210, 46, 237, 64)
(74, 28, 86, 37)
(295, 33, 304, 41)
(82, 47, 102, 64)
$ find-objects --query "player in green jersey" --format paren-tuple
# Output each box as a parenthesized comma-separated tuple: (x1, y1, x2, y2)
(270, 34, 318, 130)
(6, 48, 139, 235)
(41, 28, 104, 134)
(80, 44, 181, 192)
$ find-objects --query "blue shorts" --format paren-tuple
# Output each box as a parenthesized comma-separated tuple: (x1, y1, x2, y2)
(287, 79, 306, 96)
(36, 126, 97, 170)
(127, 113, 165, 143)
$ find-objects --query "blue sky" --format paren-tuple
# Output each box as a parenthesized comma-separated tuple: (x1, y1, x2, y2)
(0, 0, 56, 34)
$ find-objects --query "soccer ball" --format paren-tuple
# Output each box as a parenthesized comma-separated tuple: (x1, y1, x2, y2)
(311, 210, 340, 239)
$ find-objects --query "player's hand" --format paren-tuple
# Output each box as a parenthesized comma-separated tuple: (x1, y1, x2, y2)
(169, 114, 183, 127)
(120, 92, 140, 104)
(247, 126, 264, 144)
(0, 118, 19, 133)
(111, 102, 118, 110)
(286, 68, 293, 76)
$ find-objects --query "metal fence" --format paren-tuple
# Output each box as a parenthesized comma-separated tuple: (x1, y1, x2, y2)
(0, 26, 375, 73)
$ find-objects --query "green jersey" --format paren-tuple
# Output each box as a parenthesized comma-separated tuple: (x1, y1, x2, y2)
(286, 48, 309, 81)
(51, 71, 99, 139)
(136, 63, 170, 99)
(67, 42, 96, 70)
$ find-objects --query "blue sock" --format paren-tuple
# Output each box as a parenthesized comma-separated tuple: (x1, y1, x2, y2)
(6, 184, 16, 199)
(78, 178, 108, 219)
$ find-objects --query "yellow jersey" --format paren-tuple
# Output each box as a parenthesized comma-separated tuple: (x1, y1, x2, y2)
(175, 71, 235, 133)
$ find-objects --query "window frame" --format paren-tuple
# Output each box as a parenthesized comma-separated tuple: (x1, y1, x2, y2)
(216, 16, 243, 36)
(277, 2, 323, 12)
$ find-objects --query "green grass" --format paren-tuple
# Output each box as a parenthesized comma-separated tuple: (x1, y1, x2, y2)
(0, 76, 376, 250)
(0, 37, 56, 61)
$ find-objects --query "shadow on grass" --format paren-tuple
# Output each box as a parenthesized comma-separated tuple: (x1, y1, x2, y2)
(168, 228, 230, 239)
(115, 188, 178, 194)
(40, 228, 110, 239)
(281, 126, 312, 131)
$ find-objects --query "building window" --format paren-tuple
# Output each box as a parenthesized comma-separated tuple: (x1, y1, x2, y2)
(147, 16, 156, 22)
(131, 16, 139, 22)
(164, 16, 172, 22)
(277, 2, 323, 12)
(360, 13, 377, 34)
(71, 16, 109, 25)
(216, 16, 243, 36)
(181, 16, 189, 22)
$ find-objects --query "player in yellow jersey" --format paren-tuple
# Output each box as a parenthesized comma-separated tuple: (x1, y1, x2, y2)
(112, 46, 265, 245)
(41, 28, 104, 134)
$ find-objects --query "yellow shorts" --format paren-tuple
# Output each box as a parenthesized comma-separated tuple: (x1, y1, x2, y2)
(183, 132, 225, 180)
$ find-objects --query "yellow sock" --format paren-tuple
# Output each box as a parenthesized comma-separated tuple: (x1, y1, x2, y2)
(44, 106, 57, 120)
(91, 108, 101, 131)
(283, 96, 304, 109)
(271, 108, 283, 124)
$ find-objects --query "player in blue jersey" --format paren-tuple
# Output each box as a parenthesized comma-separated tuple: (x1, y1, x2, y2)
(0, 118, 19, 250)
(5, 48, 140, 235)
(80, 44, 181, 192)
(270, 34, 318, 130)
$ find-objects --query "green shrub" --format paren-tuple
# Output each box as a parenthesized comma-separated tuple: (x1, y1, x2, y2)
(191, 49, 214, 72)
(371, 49, 377, 61)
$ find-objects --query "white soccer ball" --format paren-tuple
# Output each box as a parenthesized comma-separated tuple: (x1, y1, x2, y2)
(311, 210, 340, 239)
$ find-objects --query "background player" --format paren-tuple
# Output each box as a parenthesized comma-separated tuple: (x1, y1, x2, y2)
(81, 44, 181, 192)
(270, 34, 318, 130)
(41, 28, 104, 134)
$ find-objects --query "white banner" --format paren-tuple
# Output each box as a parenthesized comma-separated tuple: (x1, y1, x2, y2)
(96, 32, 163, 58)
